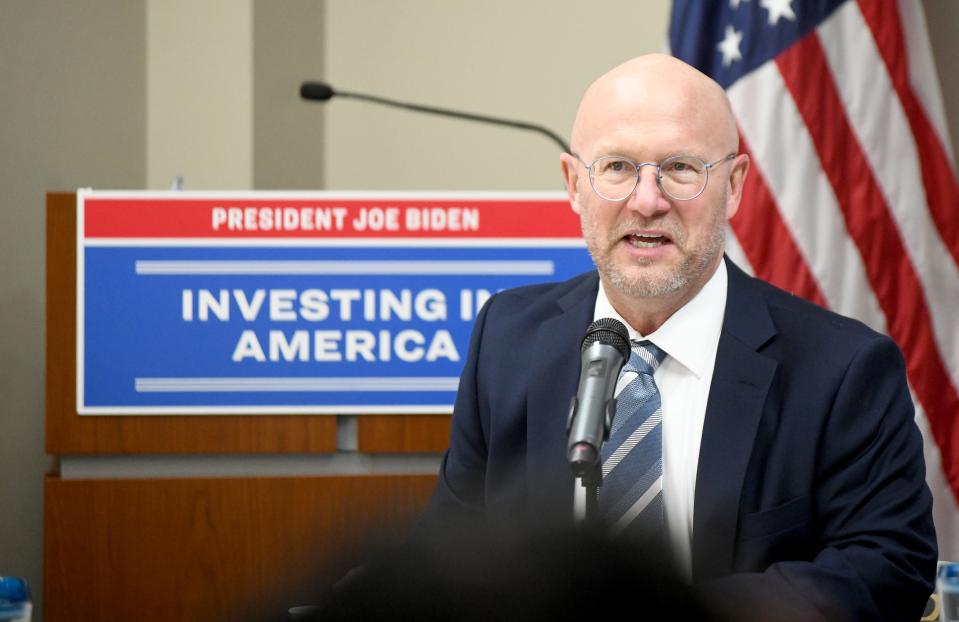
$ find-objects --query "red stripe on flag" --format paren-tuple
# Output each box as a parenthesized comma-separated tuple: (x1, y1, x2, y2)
(857, 0, 959, 267)
(730, 137, 828, 307)
(776, 33, 959, 496)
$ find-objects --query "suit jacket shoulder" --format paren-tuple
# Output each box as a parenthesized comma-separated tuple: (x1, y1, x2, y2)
(697, 259, 937, 620)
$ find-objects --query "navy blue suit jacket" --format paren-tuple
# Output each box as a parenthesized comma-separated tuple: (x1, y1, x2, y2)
(427, 258, 936, 620)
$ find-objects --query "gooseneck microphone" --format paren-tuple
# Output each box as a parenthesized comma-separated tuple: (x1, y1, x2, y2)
(299, 80, 571, 154)
(566, 318, 631, 478)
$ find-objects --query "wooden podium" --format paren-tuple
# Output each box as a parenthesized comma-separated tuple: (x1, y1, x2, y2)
(44, 193, 451, 621)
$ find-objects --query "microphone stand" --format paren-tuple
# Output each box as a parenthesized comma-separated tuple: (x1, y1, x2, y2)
(300, 82, 571, 154)
(576, 464, 603, 529)
(569, 410, 612, 530)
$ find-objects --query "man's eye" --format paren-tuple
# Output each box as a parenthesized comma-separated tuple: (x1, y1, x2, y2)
(599, 159, 633, 174)
(663, 158, 702, 175)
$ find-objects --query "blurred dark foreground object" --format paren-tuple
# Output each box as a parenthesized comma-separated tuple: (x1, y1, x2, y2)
(296, 523, 721, 621)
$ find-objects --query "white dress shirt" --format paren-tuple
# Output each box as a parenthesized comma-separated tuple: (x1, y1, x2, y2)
(586, 261, 728, 581)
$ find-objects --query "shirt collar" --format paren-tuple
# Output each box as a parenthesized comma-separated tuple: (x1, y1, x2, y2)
(592, 260, 728, 379)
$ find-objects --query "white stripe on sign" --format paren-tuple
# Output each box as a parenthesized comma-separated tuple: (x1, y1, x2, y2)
(134, 377, 460, 392)
(134, 260, 555, 276)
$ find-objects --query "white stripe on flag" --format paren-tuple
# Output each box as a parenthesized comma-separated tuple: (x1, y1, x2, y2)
(728, 62, 887, 333)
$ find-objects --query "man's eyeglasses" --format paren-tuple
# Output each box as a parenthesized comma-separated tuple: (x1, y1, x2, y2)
(575, 153, 736, 201)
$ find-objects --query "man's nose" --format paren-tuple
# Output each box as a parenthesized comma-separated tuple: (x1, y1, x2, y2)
(625, 165, 671, 217)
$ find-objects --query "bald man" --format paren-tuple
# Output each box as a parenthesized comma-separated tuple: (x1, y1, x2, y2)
(425, 55, 936, 621)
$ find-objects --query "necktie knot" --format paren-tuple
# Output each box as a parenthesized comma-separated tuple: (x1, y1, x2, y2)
(624, 340, 667, 376)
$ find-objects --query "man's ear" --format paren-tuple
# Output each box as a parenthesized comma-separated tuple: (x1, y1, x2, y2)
(725, 153, 750, 220)
(560, 152, 583, 215)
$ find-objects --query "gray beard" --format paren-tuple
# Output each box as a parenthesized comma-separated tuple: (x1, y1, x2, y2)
(599, 251, 696, 297)
(583, 203, 727, 299)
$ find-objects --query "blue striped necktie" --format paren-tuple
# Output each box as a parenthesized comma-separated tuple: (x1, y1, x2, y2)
(599, 341, 667, 539)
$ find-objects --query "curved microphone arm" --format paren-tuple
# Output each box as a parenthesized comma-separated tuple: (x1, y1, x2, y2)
(300, 81, 571, 154)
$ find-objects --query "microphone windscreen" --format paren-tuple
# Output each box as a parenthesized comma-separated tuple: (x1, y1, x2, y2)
(300, 81, 336, 101)
(581, 318, 630, 359)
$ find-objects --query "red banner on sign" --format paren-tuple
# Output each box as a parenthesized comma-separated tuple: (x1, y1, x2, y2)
(83, 195, 581, 239)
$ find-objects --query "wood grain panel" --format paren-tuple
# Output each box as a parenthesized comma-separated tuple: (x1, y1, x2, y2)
(357, 415, 452, 453)
(46, 193, 337, 454)
(44, 474, 436, 622)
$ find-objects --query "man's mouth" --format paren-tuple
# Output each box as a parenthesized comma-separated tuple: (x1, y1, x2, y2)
(625, 232, 670, 248)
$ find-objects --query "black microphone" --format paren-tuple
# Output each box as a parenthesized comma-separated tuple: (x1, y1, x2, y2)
(566, 318, 631, 478)
(299, 80, 570, 153)
(300, 81, 335, 101)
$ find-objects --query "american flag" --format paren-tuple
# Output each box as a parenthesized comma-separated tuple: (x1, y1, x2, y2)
(669, 0, 959, 557)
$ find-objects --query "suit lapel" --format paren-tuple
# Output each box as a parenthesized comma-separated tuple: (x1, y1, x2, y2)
(692, 258, 779, 582)
(525, 273, 598, 524)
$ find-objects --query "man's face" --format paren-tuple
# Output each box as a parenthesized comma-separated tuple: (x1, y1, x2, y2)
(563, 95, 742, 305)
(576, 155, 729, 300)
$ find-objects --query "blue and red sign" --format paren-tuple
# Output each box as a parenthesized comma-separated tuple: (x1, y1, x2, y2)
(77, 190, 592, 414)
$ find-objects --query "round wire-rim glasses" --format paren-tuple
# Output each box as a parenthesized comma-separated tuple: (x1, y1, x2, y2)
(576, 153, 737, 201)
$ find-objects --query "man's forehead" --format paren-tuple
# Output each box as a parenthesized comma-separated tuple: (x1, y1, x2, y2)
(575, 91, 717, 155)
(572, 56, 736, 153)
(587, 140, 707, 161)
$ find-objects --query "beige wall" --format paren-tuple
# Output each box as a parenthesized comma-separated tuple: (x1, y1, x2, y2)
(253, 0, 326, 189)
(146, 0, 254, 189)
(324, 2, 672, 191)
(144, 0, 325, 190)
(0, 3, 147, 620)
(0, 2, 956, 621)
